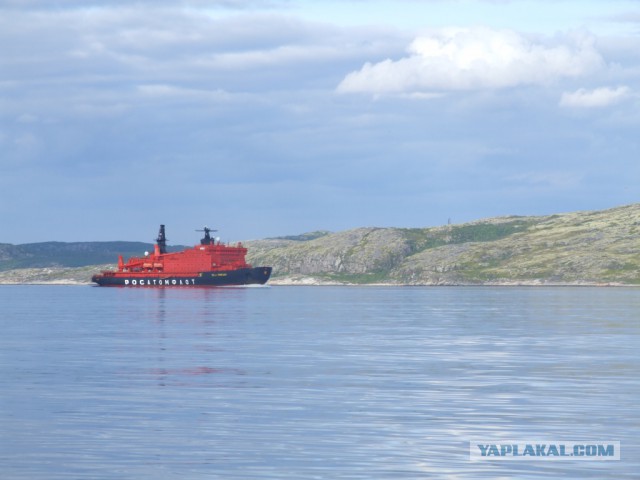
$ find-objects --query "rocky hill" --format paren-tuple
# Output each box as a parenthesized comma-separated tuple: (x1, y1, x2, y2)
(245, 203, 640, 285)
(1, 204, 638, 285)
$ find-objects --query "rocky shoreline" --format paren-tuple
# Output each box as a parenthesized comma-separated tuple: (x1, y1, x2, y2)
(269, 276, 631, 287)
(0, 265, 109, 286)
(0, 269, 632, 287)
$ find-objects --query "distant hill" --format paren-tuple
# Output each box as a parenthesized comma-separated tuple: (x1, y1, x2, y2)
(0, 242, 144, 271)
(1, 204, 639, 285)
(0, 242, 183, 271)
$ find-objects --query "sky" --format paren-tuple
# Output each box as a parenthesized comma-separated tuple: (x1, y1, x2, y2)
(1, 0, 640, 244)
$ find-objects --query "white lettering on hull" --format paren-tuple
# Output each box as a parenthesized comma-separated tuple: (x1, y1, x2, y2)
(123, 278, 195, 287)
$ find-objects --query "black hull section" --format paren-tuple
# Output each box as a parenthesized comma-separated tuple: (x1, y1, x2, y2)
(92, 267, 272, 287)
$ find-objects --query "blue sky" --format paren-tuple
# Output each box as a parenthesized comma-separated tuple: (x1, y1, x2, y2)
(1, 0, 639, 244)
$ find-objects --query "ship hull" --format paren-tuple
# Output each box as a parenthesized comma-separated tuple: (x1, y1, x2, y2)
(92, 267, 272, 287)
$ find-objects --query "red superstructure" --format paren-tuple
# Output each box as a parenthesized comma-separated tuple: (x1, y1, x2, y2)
(119, 228, 249, 274)
(92, 225, 271, 287)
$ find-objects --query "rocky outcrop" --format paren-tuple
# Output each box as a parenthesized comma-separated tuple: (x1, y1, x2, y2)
(248, 227, 411, 277)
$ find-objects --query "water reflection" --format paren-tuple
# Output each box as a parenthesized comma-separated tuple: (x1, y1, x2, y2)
(0, 286, 638, 479)
(123, 286, 262, 387)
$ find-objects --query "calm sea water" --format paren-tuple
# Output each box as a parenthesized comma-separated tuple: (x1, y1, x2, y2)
(0, 285, 638, 479)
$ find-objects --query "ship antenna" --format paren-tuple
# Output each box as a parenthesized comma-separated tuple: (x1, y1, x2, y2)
(197, 226, 218, 245)
(156, 224, 168, 254)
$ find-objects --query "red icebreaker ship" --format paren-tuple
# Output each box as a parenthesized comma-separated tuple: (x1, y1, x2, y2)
(92, 225, 272, 287)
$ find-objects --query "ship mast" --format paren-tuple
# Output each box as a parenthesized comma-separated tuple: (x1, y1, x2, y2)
(156, 224, 168, 254)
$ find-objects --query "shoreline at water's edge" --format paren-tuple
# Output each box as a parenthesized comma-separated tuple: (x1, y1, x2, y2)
(0, 277, 637, 287)
(0, 267, 636, 287)
(268, 277, 636, 287)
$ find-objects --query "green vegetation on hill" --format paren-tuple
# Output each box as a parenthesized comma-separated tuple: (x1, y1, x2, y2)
(271, 231, 332, 242)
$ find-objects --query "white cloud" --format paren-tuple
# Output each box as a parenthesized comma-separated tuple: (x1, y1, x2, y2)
(508, 171, 583, 189)
(559, 86, 631, 108)
(137, 84, 232, 100)
(337, 27, 604, 94)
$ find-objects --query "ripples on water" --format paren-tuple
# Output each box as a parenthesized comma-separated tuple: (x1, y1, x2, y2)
(0, 285, 638, 479)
